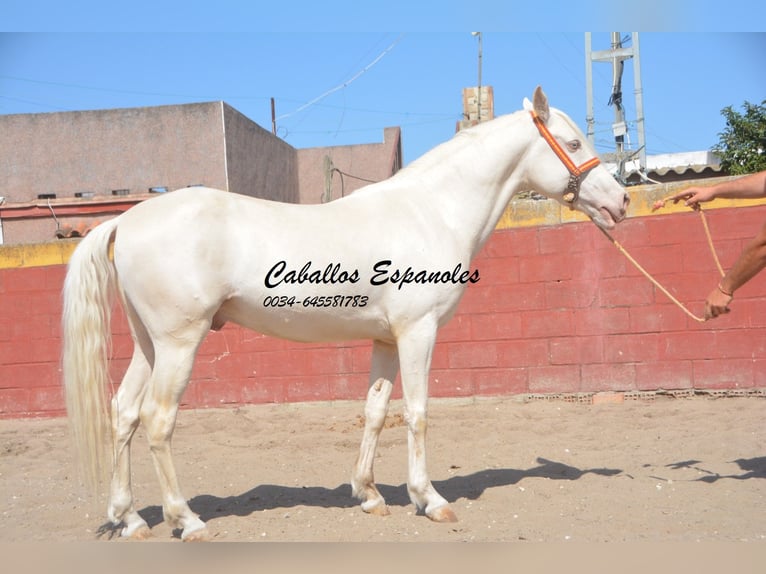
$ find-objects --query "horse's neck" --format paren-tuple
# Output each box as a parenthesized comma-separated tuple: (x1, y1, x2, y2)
(400, 113, 531, 260)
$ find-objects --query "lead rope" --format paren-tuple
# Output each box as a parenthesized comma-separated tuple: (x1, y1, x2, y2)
(598, 195, 725, 323)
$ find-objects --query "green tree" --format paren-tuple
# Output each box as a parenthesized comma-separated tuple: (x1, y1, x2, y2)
(712, 100, 766, 175)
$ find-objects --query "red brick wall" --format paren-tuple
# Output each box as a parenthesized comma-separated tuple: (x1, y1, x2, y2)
(2, 206, 765, 418)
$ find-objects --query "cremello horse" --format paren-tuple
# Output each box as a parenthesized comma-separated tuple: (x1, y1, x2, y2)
(62, 87, 628, 540)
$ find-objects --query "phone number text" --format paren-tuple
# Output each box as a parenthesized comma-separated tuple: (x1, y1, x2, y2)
(262, 295, 369, 308)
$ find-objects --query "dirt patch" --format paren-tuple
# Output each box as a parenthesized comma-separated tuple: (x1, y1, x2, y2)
(0, 395, 764, 542)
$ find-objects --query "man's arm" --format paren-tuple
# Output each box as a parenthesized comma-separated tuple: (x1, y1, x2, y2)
(671, 170, 766, 208)
(706, 221, 766, 319)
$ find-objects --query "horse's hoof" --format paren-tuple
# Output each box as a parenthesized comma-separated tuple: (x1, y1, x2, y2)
(182, 526, 211, 542)
(124, 524, 152, 540)
(427, 505, 458, 523)
(362, 500, 391, 516)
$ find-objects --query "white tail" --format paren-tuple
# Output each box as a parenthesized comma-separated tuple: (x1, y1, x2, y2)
(62, 216, 120, 491)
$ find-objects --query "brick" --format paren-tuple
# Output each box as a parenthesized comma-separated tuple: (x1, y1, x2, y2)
(44, 266, 67, 291)
(634, 361, 692, 391)
(1, 267, 50, 293)
(754, 359, 766, 388)
(681, 238, 740, 273)
(654, 271, 716, 304)
(581, 363, 635, 392)
(459, 283, 545, 314)
(496, 339, 549, 368)
(446, 341, 497, 369)
(190, 354, 219, 381)
(198, 329, 238, 358)
(240, 331, 290, 351)
(518, 252, 574, 283)
(646, 211, 705, 246)
(0, 362, 59, 389)
(0, 317, 12, 342)
(474, 255, 519, 286)
(573, 307, 630, 336)
(544, 279, 599, 309)
(328, 375, 367, 401)
(193, 379, 244, 407)
(588, 243, 630, 279)
(660, 331, 718, 361)
(0, 293, 35, 321)
(429, 369, 474, 398)
(604, 333, 661, 363)
(258, 347, 352, 377)
(350, 345, 374, 375)
(625, 244, 688, 277)
(521, 309, 574, 339)
(470, 312, 522, 341)
(628, 304, 689, 334)
(549, 336, 604, 365)
(703, 206, 766, 240)
(285, 375, 330, 402)
(692, 358, 755, 390)
(598, 276, 655, 307)
(0, 387, 29, 415)
(239, 377, 286, 404)
(482, 228, 538, 258)
(27, 385, 64, 414)
(215, 351, 259, 380)
(430, 345, 450, 370)
(528, 364, 581, 394)
(436, 314, 472, 343)
(537, 223, 595, 255)
(713, 328, 766, 359)
(592, 392, 624, 405)
(473, 367, 528, 396)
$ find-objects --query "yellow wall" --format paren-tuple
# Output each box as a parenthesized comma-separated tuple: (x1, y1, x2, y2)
(3, 178, 765, 270)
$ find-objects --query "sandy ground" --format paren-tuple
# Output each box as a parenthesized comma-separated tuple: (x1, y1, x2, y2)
(1, 394, 764, 543)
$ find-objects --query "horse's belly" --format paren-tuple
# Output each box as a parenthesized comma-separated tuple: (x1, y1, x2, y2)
(217, 298, 394, 344)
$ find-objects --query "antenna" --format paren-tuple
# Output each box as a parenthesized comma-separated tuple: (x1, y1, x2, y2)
(584, 32, 646, 182)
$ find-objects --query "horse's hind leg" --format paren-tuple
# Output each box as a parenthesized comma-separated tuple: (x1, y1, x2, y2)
(107, 302, 153, 539)
(140, 328, 209, 541)
(108, 347, 152, 538)
(351, 340, 398, 516)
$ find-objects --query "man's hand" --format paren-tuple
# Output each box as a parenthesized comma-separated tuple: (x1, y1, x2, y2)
(704, 285, 733, 320)
(669, 185, 717, 209)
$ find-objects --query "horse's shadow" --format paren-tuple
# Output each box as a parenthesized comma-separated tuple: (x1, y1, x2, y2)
(667, 456, 766, 483)
(135, 457, 621, 529)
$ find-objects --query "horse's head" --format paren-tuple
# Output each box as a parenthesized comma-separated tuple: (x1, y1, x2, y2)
(522, 86, 629, 230)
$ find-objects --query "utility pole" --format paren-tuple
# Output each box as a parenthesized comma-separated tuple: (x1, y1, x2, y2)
(472, 32, 483, 121)
(457, 32, 493, 132)
(584, 32, 646, 181)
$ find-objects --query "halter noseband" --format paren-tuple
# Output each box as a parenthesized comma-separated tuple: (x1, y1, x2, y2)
(530, 111, 601, 205)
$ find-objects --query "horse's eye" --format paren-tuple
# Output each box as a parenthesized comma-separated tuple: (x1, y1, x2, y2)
(566, 140, 581, 152)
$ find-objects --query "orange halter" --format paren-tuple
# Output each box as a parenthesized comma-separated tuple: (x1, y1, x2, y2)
(530, 111, 601, 205)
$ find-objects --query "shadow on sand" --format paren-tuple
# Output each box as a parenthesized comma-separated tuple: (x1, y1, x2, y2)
(133, 456, 622, 530)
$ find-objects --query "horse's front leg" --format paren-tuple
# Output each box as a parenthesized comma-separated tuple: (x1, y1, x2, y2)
(398, 323, 457, 522)
(351, 340, 398, 516)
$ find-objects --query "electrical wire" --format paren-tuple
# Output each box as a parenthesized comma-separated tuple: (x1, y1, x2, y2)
(275, 34, 404, 122)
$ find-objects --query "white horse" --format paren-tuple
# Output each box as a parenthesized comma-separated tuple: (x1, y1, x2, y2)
(62, 87, 628, 541)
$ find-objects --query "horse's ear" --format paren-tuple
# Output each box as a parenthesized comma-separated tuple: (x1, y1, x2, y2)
(532, 86, 550, 124)
(523, 97, 533, 112)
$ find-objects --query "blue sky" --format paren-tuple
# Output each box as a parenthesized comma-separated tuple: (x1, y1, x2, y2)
(2, 4, 765, 165)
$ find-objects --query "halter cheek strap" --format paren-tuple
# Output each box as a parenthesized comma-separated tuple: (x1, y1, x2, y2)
(530, 111, 601, 205)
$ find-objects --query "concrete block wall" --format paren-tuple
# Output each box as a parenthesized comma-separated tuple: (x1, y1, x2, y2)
(1, 200, 765, 418)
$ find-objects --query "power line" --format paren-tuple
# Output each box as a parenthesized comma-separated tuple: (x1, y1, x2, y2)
(275, 34, 404, 122)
